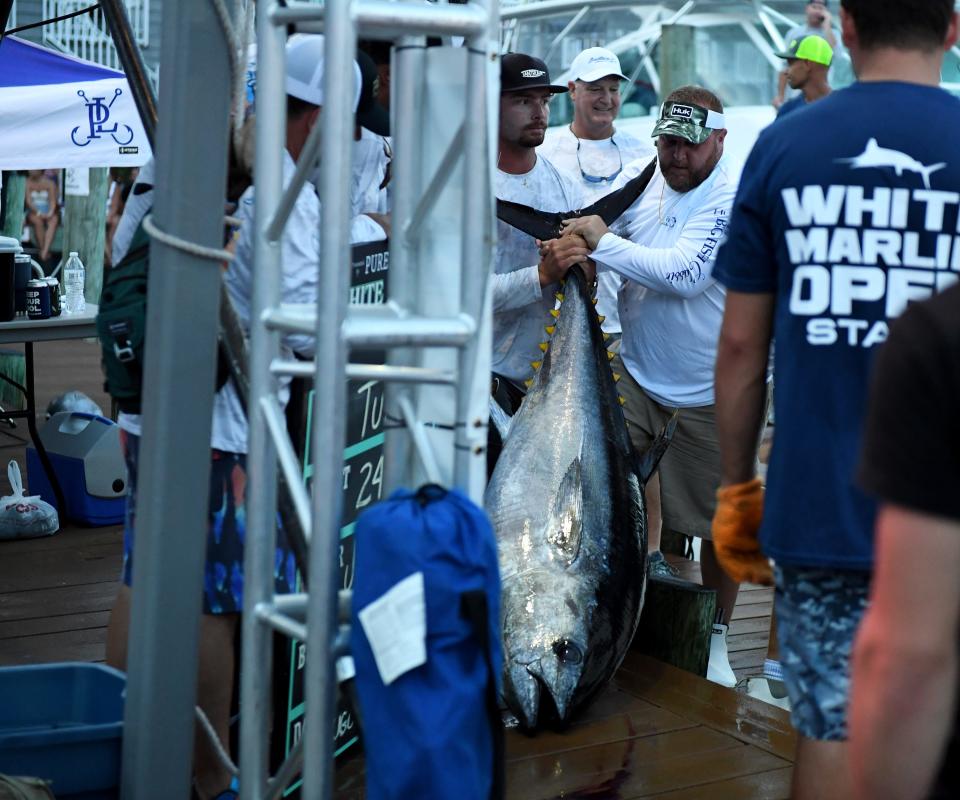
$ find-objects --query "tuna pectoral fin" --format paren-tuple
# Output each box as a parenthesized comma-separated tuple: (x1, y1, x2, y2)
(635, 409, 680, 485)
(547, 455, 583, 562)
(489, 396, 514, 441)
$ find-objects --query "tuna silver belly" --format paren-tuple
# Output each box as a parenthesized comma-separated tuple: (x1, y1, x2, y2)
(485, 265, 659, 729)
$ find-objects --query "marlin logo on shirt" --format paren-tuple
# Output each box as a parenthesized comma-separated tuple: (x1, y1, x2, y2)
(836, 139, 946, 189)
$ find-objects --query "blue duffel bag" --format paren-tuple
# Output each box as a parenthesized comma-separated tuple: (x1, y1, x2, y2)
(350, 484, 503, 800)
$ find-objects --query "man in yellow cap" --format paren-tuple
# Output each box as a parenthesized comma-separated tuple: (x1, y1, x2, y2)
(776, 34, 834, 118)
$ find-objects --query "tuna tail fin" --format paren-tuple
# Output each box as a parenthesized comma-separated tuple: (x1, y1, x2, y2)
(634, 409, 680, 485)
(489, 396, 513, 442)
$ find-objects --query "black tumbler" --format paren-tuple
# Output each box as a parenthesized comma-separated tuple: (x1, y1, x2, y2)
(14, 254, 32, 315)
(0, 236, 19, 323)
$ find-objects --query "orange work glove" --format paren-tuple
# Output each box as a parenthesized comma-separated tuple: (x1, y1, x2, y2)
(711, 478, 773, 586)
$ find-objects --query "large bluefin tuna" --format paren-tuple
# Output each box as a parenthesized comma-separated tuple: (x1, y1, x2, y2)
(485, 262, 673, 729)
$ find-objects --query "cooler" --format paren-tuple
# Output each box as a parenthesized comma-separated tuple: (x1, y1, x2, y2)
(26, 412, 127, 526)
(0, 662, 124, 800)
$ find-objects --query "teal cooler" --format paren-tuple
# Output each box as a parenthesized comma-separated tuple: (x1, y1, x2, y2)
(0, 662, 124, 799)
(26, 412, 127, 525)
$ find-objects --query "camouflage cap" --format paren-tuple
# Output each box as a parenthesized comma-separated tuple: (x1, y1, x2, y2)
(651, 101, 726, 145)
(776, 34, 833, 67)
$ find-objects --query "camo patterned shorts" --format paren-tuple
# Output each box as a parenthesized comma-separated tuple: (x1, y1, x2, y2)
(774, 564, 871, 741)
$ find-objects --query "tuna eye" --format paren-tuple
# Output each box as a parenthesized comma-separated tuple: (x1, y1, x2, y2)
(553, 640, 583, 665)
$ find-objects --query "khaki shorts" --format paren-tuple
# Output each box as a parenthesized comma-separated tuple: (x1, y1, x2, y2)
(612, 354, 720, 539)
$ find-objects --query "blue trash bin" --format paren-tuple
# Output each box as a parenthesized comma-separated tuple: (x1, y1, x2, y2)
(0, 662, 125, 799)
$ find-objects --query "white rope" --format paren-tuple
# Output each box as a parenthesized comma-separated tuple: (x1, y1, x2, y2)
(209, 0, 256, 157)
(233, 0, 256, 155)
(194, 704, 239, 777)
(142, 214, 235, 262)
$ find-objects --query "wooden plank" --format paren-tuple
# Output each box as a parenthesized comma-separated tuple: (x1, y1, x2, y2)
(728, 615, 773, 638)
(0, 542, 121, 592)
(641, 766, 793, 800)
(0, 580, 119, 623)
(728, 630, 772, 654)
(730, 648, 767, 673)
(507, 729, 787, 800)
(0, 609, 110, 639)
(0, 626, 106, 665)
(731, 599, 773, 621)
(506, 726, 744, 799)
(614, 653, 796, 761)
(0, 525, 121, 555)
(506, 699, 695, 762)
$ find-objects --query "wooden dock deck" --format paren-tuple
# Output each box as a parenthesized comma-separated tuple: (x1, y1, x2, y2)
(0, 338, 792, 797)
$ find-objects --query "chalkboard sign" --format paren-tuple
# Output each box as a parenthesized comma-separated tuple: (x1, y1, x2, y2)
(271, 239, 389, 795)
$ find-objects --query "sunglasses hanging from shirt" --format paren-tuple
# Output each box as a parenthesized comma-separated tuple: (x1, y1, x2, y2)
(572, 127, 624, 184)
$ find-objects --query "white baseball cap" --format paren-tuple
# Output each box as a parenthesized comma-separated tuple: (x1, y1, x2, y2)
(285, 34, 362, 111)
(569, 47, 628, 84)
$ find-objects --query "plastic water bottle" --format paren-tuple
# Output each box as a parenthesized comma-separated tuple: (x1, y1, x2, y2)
(63, 251, 86, 315)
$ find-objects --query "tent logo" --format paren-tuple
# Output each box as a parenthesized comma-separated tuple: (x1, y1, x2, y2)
(71, 88, 135, 147)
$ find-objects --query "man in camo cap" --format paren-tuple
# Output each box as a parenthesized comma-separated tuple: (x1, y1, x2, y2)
(559, 85, 743, 687)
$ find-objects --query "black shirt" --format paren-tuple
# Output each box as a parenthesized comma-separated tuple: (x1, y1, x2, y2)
(859, 281, 960, 799)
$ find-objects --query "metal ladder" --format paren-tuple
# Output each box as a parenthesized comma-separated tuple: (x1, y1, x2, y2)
(239, 2, 499, 798)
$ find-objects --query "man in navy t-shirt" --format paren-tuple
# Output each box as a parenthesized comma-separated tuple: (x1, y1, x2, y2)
(709, 1, 960, 798)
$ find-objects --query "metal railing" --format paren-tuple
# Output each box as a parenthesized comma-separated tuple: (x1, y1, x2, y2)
(239, 2, 499, 798)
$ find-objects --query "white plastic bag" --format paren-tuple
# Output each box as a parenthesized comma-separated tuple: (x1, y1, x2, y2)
(0, 461, 59, 540)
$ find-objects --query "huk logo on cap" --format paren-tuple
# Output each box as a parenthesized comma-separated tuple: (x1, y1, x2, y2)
(670, 104, 694, 119)
(521, 69, 546, 78)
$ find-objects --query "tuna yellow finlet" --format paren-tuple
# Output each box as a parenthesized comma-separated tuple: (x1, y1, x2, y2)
(531, 360, 542, 371)
(612, 372, 622, 382)
(618, 396, 626, 406)
(539, 341, 549, 352)
(607, 350, 615, 361)
(550, 308, 560, 319)
(545, 325, 556, 335)
(602, 333, 610, 342)
(555, 292, 565, 302)
(597, 315, 606, 324)
(524, 378, 534, 389)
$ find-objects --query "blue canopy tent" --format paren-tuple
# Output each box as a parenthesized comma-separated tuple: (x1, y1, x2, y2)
(0, 35, 151, 170)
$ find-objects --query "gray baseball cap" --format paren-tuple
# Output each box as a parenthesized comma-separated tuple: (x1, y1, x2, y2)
(651, 101, 726, 145)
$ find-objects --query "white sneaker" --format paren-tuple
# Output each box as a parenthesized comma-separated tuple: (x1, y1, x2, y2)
(706, 623, 737, 687)
(745, 677, 791, 711)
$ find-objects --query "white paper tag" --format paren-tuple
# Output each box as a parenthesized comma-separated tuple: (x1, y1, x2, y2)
(358, 571, 427, 685)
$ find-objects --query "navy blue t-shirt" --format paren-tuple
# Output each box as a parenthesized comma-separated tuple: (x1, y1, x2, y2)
(776, 95, 806, 119)
(714, 81, 960, 569)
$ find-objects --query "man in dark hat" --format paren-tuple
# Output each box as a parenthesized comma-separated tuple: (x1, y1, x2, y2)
(488, 53, 591, 472)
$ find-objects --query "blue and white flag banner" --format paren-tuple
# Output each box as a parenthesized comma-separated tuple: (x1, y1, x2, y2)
(0, 36, 152, 170)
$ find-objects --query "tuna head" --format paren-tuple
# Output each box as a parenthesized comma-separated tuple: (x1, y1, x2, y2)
(501, 575, 592, 729)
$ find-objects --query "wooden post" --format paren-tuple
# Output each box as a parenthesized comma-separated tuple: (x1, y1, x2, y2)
(659, 24, 697, 101)
(1, 171, 26, 241)
(61, 167, 109, 304)
(632, 574, 717, 677)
